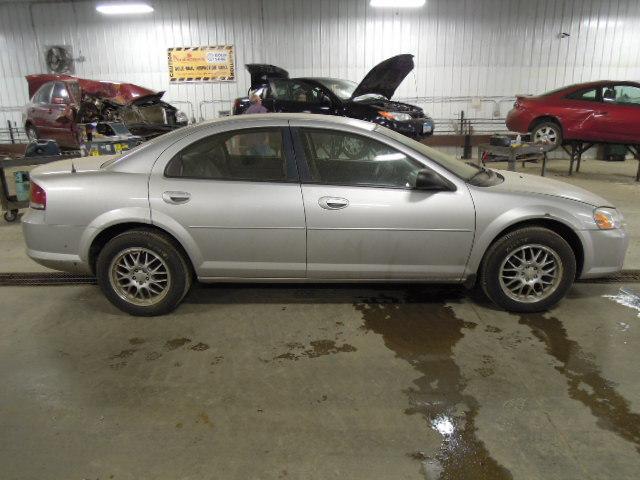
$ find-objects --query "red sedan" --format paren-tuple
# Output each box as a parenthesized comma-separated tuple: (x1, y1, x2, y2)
(506, 81, 640, 149)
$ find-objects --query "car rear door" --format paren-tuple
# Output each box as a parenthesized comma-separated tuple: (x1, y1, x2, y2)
(29, 82, 54, 136)
(47, 82, 77, 147)
(291, 124, 475, 280)
(148, 120, 306, 279)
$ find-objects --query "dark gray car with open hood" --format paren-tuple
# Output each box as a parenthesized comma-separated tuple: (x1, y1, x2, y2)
(232, 54, 434, 141)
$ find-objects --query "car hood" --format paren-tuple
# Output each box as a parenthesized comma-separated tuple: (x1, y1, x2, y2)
(245, 64, 289, 90)
(351, 54, 414, 100)
(493, 170, 613, 207)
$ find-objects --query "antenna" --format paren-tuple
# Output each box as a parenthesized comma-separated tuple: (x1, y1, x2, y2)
(71, 161, 77, 174)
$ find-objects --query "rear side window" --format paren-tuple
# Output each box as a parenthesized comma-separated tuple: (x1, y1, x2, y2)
(566, 88, 600, 101)
(300, 128, 423, 188)
(165, 128, 287, 182)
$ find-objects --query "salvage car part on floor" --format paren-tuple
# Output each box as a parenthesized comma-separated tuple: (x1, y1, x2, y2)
(232, 54, 435, 139)
(21, 114, 628, 316)
(23, 74, 188, 149)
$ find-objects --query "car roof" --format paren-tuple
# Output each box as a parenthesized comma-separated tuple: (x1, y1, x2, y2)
(551, 80, 640, 93)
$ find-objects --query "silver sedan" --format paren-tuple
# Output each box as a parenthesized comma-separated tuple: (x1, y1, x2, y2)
(22, 114, 628, 316)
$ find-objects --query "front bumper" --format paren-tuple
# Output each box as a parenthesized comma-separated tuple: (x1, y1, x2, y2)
(375, 117, 435, 138)
(579, 227, 629, 279)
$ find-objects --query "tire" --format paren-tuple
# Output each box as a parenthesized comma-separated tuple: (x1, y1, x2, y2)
(25, 124, 38, 142)
(3, 210, 18, 222)
(480, 227, 576, 313)
(531, 120, 563, 150)
(96, 229, 192, 316)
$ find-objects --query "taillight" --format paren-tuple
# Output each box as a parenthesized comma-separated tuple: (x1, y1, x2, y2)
(29, 181, 46, 210)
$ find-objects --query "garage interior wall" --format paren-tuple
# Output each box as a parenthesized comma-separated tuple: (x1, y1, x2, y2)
(1, 0, 639, 129)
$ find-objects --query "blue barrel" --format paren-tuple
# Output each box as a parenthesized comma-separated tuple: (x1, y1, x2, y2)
(14, 171, 30, 202)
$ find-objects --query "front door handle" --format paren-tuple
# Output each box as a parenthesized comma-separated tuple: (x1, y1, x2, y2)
(318, 196, 349, 210)
(162, 191, 191, 205)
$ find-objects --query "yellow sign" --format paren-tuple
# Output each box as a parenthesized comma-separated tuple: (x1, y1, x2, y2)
(167, 45, 235, 82)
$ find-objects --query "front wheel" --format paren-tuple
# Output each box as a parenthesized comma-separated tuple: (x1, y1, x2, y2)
(96, 229, 192, 316)
(480, 227, 576, 313)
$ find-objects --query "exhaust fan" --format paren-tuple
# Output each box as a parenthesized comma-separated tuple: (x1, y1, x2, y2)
(44, 45, 75, 74)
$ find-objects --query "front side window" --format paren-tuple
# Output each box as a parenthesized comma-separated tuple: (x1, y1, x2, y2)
(51, 82, 69, 102)
(165, 128, 287, 182)
(300, 128, 424, 188)
(270, 80, 327, 104)
(609, 85, 640, 105)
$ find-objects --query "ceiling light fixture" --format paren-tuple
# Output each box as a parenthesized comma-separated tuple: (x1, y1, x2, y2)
(370, 0, 426, 7)
(96, 3, 154, 15)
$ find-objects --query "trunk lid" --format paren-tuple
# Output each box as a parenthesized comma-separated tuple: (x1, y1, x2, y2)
(351, 54, 414, 100)
(245, 64, 289, 90)
(30, 156, 112, 178)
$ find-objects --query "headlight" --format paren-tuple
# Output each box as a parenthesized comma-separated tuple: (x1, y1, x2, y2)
(175, 110, 189, 124)
(593, 207, 622, 230)
(378, 111, 412, 122)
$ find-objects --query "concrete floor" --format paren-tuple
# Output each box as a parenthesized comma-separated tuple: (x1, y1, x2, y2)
(1, 282, 639, 479)
(0, 156, 639, 479)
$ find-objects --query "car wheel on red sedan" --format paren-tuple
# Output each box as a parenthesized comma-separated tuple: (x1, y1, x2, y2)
(96, 229, 192, 316)
(531, 120, 563, 149)
(480, 227, 576, 313)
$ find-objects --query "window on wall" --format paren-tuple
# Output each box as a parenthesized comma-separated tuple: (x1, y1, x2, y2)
(165, 128, 287, 182)
(300, 128, 424, 188)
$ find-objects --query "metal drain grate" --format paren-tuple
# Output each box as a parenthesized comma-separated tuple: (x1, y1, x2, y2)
(0, 272, 96, 286)
(578, 270, 640, 284)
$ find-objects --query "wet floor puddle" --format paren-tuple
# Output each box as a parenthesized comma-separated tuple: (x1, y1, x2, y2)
(519, 313, 640, 453)
(354, 289, 513, 479)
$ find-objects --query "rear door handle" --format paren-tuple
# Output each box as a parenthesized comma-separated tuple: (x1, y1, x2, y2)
(162, 191, 191, 204)
(318, 196, 349, 210)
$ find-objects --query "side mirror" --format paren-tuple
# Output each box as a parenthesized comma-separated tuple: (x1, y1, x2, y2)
(415, 169, 452, 191)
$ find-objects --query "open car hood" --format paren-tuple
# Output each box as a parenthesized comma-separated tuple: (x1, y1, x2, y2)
(245, 64, 289, 90)
(26, 74, 158, 105)
(351, 54, 414, 100)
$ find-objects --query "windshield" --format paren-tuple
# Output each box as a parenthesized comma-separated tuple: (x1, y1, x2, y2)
(375, 126, 481, 180)
(314, 78, 358, 100)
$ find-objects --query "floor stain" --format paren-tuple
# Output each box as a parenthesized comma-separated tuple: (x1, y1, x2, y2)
(109, 349, 137, 360)
(129, 337, 145, 345)
(355, 288, 512, 480)
(273, 339, 356, 361)
(165, 338, 192, 350)
(145, 351, 162, 361)
(190, 342, 210, 351)
(196, 412, 213, 428)
(210, 355, 224, 365)
(520, 314, 640, 452)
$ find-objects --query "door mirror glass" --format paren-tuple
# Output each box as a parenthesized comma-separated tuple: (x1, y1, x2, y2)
(415, 169, 451, 191)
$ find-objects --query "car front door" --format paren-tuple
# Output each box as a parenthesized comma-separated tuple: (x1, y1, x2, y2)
(292, 126, 475, 280)
(271, 80, 335, 115)
(47, 81, 77, 147)
(594, 84, 640, 143)
(148, 121, 306, 279)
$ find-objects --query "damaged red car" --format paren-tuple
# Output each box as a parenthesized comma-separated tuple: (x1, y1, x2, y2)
(22, 74, 188, 148)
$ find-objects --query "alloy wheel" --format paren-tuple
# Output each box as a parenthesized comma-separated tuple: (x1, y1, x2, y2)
(533, 125, 558, 145)
(109, 247, 171, 306)
(498, 244, 563, 303)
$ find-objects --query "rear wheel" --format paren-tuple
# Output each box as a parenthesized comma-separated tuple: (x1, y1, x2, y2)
(480, 227, 576, 313)
(96, 229, 192, 316)
(531, 120, 562, 149)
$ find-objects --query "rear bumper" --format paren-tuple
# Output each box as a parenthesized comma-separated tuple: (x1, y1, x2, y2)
(579, 228, 629, 279)
(505, 108, 533, 134)
(22, 211, 92, 274)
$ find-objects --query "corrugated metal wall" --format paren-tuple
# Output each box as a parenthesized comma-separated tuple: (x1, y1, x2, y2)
(2, 0, 640, 130)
